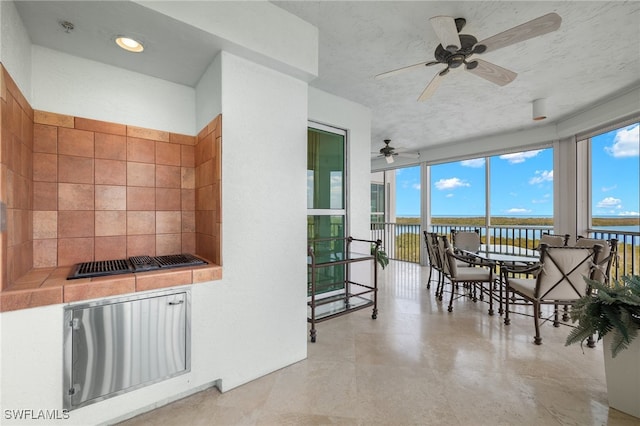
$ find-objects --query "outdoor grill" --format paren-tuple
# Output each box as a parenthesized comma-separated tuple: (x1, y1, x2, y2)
(68, 259, 133, 279)
(129, 255, 161, 272)
(154, 253, 206, 268)
(67, 254, 207, 279)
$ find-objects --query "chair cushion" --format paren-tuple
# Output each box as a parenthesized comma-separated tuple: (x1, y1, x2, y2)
(574, 238, 610, 283)
(508, 278, 537, 299)
(537, 247, 593, 300)
(456, 267, 492, 281)
(445, 247, 458, 277)
(453, 231, 480, 252)
(540, 234, 565, 247)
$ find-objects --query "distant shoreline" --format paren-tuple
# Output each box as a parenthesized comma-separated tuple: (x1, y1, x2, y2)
(395, 216, 639, 227)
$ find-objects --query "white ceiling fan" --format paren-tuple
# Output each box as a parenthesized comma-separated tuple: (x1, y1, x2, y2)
(375, 13, 562, 101)
(375, 139, 420, 164)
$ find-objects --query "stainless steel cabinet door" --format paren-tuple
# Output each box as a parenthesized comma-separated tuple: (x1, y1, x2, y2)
(64, 290, 190, 410)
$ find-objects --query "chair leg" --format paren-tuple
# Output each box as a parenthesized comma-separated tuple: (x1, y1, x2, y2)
(448, 280, 455, 312)
(504, 286, 511, 325)
(562, 304, 570, 322)
(553, 303, 560, 327)
(487, 280, 494, 316)
(426, 266, 433, 290)
(533, 302, 542, 345)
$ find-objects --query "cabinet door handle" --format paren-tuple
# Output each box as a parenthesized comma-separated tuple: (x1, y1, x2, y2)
(168, 300, 184, 305)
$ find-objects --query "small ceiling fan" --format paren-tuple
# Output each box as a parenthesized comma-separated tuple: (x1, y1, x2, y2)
(375, 13, 562, 101)
(376, 139, 420, 164)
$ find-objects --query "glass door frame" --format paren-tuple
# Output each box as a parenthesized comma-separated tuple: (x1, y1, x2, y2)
(307, 121, 349, 297)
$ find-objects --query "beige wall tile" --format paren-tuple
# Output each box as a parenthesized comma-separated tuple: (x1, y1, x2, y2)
(95, 133, 126, 160)
(58, 127, 94, 157)
(95, 185, 126, 210)
(33, 211, 57, 239)
(95, 211, 127, 236)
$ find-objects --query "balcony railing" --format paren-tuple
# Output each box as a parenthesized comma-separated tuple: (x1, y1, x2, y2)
(588, 228, 640, 279)
(370, 222, 639, 278)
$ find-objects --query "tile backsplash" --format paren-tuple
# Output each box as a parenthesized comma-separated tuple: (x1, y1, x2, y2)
(0, 63, 221, 290)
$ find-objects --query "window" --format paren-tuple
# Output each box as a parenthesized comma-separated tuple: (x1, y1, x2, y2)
(307, 124, 347, 295)
(430, 158, 486, 222)
(588, 122, 639, 229)
(428, 148, 552, 248)
(489, 148, 553, 223)
(370, 183, 385, 225)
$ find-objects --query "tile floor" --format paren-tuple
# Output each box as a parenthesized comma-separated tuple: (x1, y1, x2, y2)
(118, 261, 638, 425)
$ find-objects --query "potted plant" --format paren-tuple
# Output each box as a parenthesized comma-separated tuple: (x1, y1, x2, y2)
(565, 275, 640, 418)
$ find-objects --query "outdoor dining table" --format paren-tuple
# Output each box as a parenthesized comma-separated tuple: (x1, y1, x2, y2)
(460, 245, 540, 315)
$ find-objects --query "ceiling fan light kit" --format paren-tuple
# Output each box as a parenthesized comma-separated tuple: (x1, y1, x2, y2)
(375, 12, 562, 102)
(376, 139, 420, 164)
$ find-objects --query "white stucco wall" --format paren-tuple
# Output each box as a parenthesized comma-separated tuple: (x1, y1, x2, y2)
(195, 53, 222, 131)
(31, 46, 196, 135)
(213, 51, 308, 390)
(136, 0, 318, 82)
(0, 0, 32, 101)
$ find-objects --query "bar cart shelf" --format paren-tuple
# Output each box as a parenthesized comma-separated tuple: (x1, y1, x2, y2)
(307, 237, 381, 342)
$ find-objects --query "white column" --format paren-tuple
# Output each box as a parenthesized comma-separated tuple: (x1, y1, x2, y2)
(420, 162, 430, 265)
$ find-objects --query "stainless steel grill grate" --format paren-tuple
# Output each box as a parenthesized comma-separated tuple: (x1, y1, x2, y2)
(69, 259, 132, 279)
(155, 253, 207, 268)
(67, 254, 207, 279)
(129, 255, 160, 272)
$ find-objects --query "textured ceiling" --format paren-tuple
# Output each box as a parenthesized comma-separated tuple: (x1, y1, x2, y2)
(14, 1, 640, 161)
(274, 1, 640, 158)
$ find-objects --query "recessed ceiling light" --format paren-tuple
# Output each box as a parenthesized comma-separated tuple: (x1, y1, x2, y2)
(115, 36, 144, 53)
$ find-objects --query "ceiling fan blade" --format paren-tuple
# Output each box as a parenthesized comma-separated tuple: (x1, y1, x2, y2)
(374, 61, 438, 80)
(477, 12, 562, 54)
(430, 16, 461, 52)
(417, 72, 444, 101)
(466, 59, 517, 86)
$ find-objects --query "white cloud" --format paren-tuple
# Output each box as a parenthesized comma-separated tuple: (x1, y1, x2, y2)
(601, 185, 617, 192)
(445, 193, 454, 198)
(597, 197, 622, 208)
(434, 177, 470, 190)
(506, 208, 531, 213)
(499, 150, 542, 164)
(412, 183, 421, 190)
(619, 211, 640, 216)
(531, 198, 550, 204)
(461, 158, 485, 168)
(529, 170, 553, 184)
(605, 124, 639, 158)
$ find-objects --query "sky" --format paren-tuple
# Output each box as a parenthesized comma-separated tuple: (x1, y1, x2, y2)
(395, 123, 640, 218)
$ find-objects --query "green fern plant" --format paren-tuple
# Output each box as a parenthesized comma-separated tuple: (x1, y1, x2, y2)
(565, 275, 640, 358)
(371, 244, 389, 270)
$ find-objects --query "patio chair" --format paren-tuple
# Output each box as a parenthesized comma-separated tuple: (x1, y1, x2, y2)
(423, 231, 441, 291)
(441, 236, 495, 314)
(433, 234, 450, 301)
(501, 243, 601, 345)
(537, 233, 570, 316)
(537, 233, 570, 249)
(451, 229, 481, 253)
(574, 237, 618, 284)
